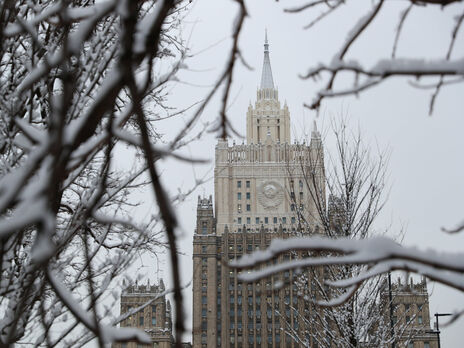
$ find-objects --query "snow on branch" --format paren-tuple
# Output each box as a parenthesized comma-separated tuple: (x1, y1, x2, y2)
(290, 0, 464, 112)
(304, 57, 464, 79)
(0, 0, 216, 346)
(230, 236, 464, 299)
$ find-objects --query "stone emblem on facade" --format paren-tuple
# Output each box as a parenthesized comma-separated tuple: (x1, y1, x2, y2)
(258, 181, 284, 210)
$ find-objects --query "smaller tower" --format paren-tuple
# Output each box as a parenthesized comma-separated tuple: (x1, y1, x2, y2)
(381, 277, 438, 348)
(196, 195, 215, 235)
(115, 279, 173, 348)
(192, 195, 219, 348)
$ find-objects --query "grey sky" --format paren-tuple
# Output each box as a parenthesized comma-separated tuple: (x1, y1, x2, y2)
(132, 1, 464, 346)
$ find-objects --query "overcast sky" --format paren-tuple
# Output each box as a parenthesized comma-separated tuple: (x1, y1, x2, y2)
(130, 1, 464, 346)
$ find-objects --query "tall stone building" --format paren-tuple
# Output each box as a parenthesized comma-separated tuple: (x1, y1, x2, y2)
(114, 279, 173, 348)
(382, 278, 438, 348)
(192, 34, 326, 348)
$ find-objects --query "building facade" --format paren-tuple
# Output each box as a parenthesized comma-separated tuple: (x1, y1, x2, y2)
(192, 34, 327, 348)
(381, 277, 438, 348)
(114, 279, 173, 348)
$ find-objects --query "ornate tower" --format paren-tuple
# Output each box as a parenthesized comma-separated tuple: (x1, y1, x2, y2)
(246, 31, 290, 145)
(193, 33, 326, 348)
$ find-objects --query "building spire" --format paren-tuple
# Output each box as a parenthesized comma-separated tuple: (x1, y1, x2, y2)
(260, 29, 275, 90)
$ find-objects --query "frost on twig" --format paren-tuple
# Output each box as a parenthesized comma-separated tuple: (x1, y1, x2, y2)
(231, 235, 464, 295)
(289, 0, 464, 113)
(0, 0, 243, 346)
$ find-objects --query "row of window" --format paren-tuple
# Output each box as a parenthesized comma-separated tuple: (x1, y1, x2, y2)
(237, 180, 251, 188)
(403, 303, 424, 312)
(408, 343, 430, 348)
(238, 205, 304, 215)
(237, 180, 304, 189)
(136, 316, 157, 326)
(237, 216, 296, 225)
(393, 315, 424, 325)
(229, 334, 281, 344)
(237, 192, 251, 200)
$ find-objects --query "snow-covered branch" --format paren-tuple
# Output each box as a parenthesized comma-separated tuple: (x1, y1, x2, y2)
(288, 0, 464, 113)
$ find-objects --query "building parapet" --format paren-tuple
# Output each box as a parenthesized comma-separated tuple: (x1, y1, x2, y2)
(215, 141, 322, 164)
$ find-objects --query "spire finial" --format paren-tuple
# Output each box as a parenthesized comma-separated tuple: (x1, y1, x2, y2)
(260, 29, 275, 90)
(311, 119, 321, 140)
(264, 29, 269, 52)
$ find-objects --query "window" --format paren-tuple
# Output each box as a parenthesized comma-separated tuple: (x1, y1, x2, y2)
(406, 316, 410, 323)
(246, 204, 251, 211)
(424, 343, 430, 348)
(238, 217, 242, 224)
(246, 181, 250, 188)
(202, 308, 207, 317)
(247, 217, 251, 224)
(238, 204, 242, 213)
(202, 246, 206, 253)
(264, 217, 268, 224)
(273, 217, 277, 224)
(238, 192, 242, 200)
(202, 296, 207, 304)
(291, 216, 296, 224)
(237, 181, 242, 188)
(256, 217, 260, 224)
(408, 342, 414, 348)
(299, 191, 303, 199)
(418, 304, 423, 311)
(139, 316, 144, 326)
(299, 180, 303, 189)
(282, 217, 287, 224)
(405, 304, 410, 312)
(291, 204, 295, 211)
(152, 316, 157, 325)
(151, 305, 156, 313)
(201, 221, 207, 234)
(418, 316, 423, 324)
(246, 192, 251, 199)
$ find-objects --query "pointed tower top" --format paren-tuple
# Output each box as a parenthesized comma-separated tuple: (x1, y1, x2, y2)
(311, 119, 321, 140)
(260, 29, 275, 90)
